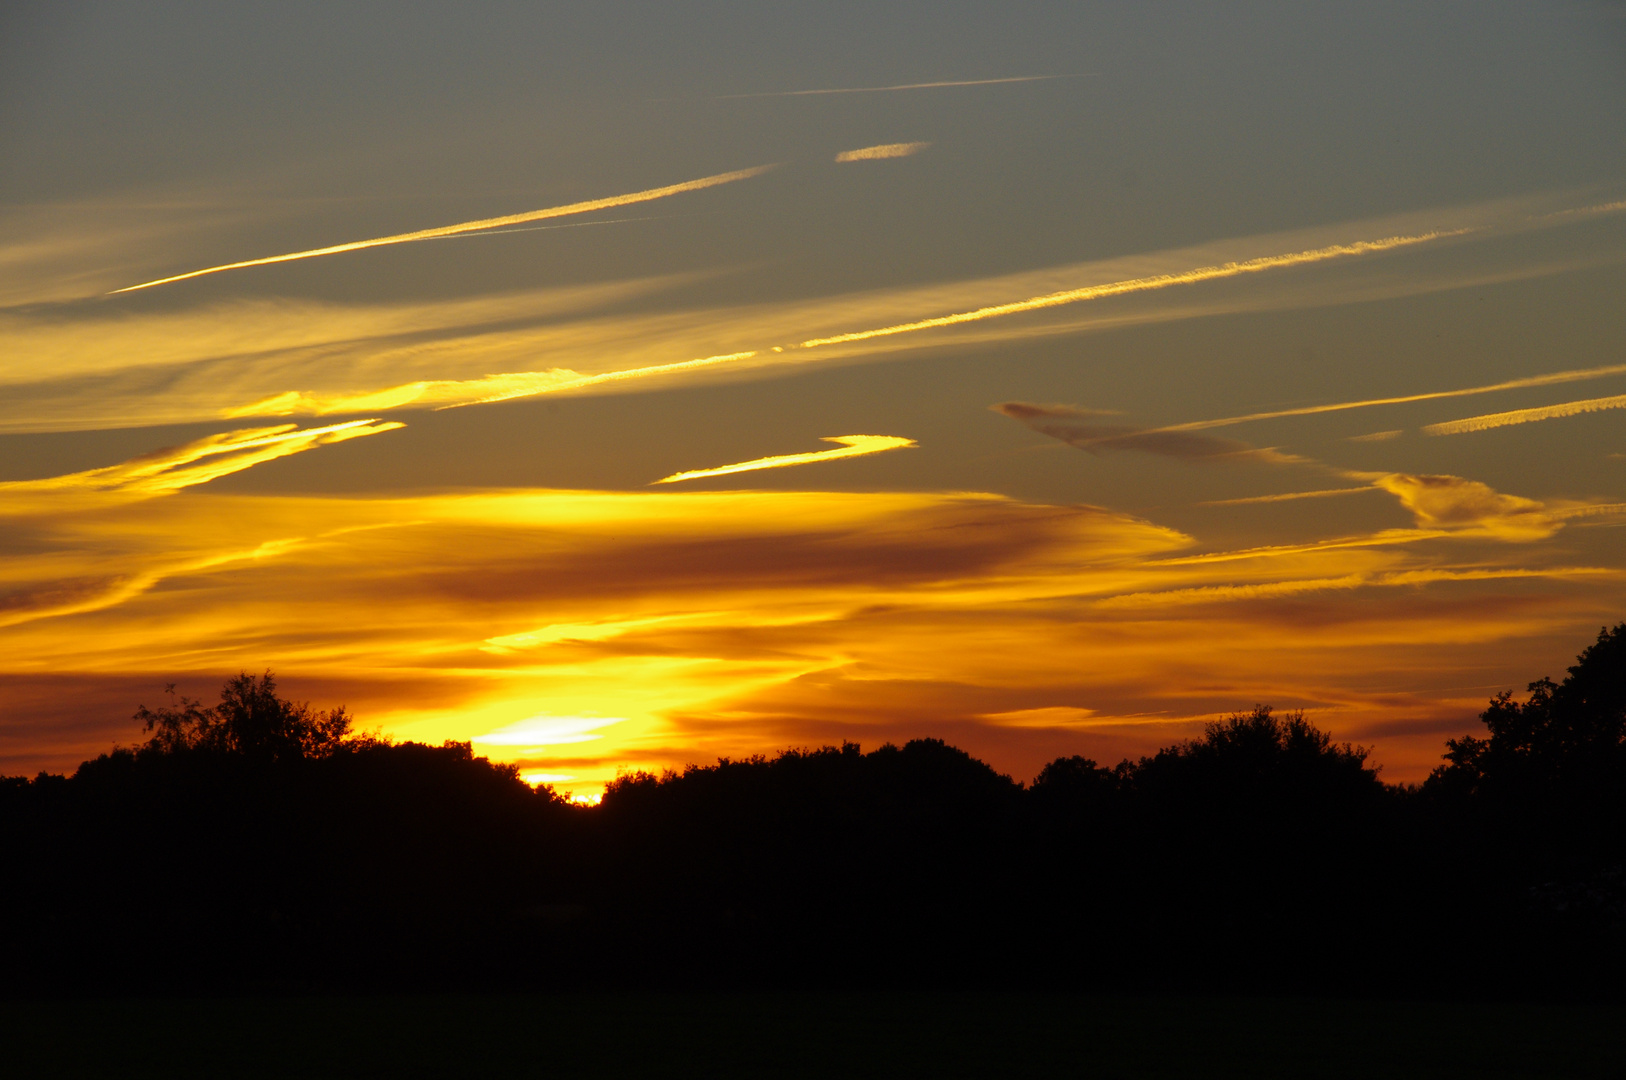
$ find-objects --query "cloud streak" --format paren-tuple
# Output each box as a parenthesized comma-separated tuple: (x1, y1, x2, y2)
(653, 435, 917, 484)
(1422, 392, 1626, 435)
(406, 228, 1467, 415)
(1153, 362, 1626, 434)
(836, 143, 930, 162)
(717, 75, 1093, 99)
(0, 419, 401, 506)
(111, 166, 775, 293)
(995, 402, 1307, 465)
(1199, 488, 1376, 506)
(792, 231, 1462, 349)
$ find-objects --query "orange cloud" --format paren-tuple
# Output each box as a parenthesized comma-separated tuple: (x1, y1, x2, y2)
(1362, 473, 1561, 540)
(2, 450, 1619, 795)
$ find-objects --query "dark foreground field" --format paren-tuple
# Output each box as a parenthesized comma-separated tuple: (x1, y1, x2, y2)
(5, 993, 1624, 1079)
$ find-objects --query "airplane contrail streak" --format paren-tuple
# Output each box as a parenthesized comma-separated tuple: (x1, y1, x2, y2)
(794, 231, 1463, 349)
(1422, 392, 1626, 435)
(716, 75, 1094, 99)
(653, 435, 916, 484)
(1198, 488, 1375, 506)
(1152, 361, 1626, 434)
(252, 224, 1479, 418)
(111, 166, 776, 293)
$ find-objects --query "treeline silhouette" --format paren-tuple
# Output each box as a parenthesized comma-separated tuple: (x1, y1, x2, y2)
(3, 626, 1623, 995)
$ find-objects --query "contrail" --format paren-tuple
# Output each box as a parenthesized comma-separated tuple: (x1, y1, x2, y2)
(794, 231, 1463, 349)
(1152, 361, 1626, 434)
(1199, 488, 1375, 507)
(836, 143, 930, 162)
(111, 166, 776, 293)
(653, 435, 916, 484)
(267, 225, 1474, 417)
(716, 74, 1094, 100)
(1423, 392, 1626, 435)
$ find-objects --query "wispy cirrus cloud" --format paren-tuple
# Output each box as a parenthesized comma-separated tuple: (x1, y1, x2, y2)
(0, 419, 401, 508)
(994, 401, 1309, 465)
(653, 435, 916, 484)
(995, 400, 1587, 543)
(111, 165, 776, 293)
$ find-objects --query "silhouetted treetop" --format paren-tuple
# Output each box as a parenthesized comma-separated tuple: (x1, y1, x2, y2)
(1427, 623, 1626, 864)
(134, 671, 369, 763)
(1126, 705, 1381, 802)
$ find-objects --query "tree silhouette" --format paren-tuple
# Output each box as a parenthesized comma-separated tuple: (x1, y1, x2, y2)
(1426, 623, 1626, 895)
(134, 671, 363, 762)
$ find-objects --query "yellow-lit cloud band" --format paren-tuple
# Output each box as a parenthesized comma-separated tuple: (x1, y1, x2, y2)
(418, 229, 1463, 415)
(1422, 392, 1626, 435)
(111, 166, 776, 293)
(836, 143, 930, 162)
(653, 435, 917, 484)
(0, 419, 401, 503)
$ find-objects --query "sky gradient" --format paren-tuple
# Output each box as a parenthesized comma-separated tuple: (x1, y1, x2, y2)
(3, 1, 1624, 797)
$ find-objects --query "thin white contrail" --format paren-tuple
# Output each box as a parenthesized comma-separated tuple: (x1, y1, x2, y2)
(111, 165, 776, 293)
(653, 435, 916, 484)
(716, 74, 1095, 99)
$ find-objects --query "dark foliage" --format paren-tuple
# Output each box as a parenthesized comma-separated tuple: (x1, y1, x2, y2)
(3, 625, 1624, 996)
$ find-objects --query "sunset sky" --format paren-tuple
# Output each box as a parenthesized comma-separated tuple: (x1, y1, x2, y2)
(3, 2, 1624, 797)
